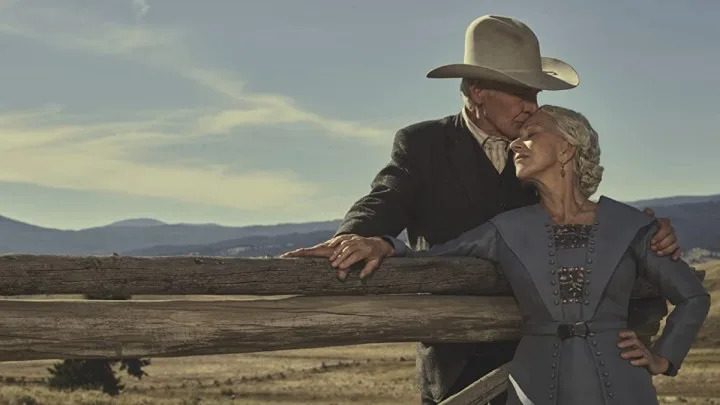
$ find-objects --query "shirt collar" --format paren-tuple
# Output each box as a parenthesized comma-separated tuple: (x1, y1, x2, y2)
(461, 106, 490, 144)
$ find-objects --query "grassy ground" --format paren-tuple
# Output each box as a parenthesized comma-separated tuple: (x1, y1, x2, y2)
(0, 260, 718, 405)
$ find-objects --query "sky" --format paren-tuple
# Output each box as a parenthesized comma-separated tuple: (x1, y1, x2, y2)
(0, 0, 718, 230)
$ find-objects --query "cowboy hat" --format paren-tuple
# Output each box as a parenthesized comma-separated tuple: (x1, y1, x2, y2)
(427, 15, 579, 90)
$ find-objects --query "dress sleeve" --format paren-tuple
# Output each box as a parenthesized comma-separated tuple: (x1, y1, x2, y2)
(633, 221, 711, 376)
(382, 221, 501, 263)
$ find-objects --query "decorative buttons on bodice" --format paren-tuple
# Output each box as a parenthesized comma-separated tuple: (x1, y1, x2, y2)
(552, 224, 593, 249)
(558, 266, 586, 303)
(547, 222, 598, 306)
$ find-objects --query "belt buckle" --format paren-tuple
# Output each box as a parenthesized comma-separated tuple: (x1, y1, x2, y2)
(557, 321, 589, 340)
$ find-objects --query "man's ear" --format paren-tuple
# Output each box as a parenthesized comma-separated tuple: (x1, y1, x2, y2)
(470, 85, 488, 108)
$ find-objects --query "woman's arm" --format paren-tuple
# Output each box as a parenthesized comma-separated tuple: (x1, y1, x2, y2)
(318, 222, 501, 280)
(634, 221, 711, 376)
(384, 221, 501, 262)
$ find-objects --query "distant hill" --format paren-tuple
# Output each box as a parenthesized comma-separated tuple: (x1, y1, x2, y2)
(104, 218, 167, 227)
(0, 193, 718, 256)
(0, 216, 342, 255)
(123, 230, 337, 257)
(628, 199, 720, 253)
(627, 194, 720, 208)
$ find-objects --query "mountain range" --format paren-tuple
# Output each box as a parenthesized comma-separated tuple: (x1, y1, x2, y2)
(0, 194, 718, 256)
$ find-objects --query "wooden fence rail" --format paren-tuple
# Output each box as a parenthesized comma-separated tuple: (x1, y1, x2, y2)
(0, 255, 701, 363)
(0, 255, 679, 297)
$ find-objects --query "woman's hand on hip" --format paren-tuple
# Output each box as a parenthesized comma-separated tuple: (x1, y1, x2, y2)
(617, 329, 670, 375)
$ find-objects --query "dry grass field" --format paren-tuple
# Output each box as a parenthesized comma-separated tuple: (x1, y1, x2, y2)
(0, 260, 718, 405)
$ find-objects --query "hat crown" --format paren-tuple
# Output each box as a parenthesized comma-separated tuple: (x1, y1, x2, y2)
(464, 15, 542, 71)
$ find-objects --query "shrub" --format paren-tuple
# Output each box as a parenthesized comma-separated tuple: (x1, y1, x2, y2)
(46, 292, 151, 396)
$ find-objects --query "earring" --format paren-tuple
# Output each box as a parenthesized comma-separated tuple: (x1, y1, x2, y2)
(560, 162, 566, 178)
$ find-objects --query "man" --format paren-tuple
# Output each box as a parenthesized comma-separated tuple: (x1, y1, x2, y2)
(283, 15, 679, 404)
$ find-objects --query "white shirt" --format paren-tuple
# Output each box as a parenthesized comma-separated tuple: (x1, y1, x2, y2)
(461, 107, 510, 173)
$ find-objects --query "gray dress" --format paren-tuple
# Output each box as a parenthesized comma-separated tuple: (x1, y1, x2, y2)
(386, 196, 710, 405)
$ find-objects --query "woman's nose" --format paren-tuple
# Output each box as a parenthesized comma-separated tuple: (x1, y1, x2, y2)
(509, 139, 523, 152)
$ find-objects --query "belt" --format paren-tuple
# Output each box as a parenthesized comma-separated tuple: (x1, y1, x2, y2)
(522, 321, 627, 340)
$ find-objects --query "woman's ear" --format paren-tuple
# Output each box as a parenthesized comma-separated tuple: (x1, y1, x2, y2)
(560, 141, 577, 164)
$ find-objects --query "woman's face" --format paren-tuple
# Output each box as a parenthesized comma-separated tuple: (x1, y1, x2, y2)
(510, 111, 569, 182)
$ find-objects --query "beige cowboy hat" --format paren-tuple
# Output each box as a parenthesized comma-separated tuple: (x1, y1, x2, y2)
(427, 15, 579, 90)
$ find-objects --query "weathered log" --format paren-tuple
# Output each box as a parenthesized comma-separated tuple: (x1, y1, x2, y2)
(0, 295, 661, 362)
(440, 363, 510, 405)
(0, 255, 701, 297)
(0, 295, 655, 361)
(0, 295, 518, 361)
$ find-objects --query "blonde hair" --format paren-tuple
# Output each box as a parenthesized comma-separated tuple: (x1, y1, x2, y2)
(539, 105, 604, 197)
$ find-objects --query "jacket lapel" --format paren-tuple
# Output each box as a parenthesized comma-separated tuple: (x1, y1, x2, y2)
(490, 204, 563, 319)
(490, 197, 655, 321)
(584, 196, 654, 317)
(445, 114, 483, 205)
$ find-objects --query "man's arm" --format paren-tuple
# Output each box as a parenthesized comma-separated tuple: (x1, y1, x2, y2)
(281, 128, 423, 262)
(335, 128, 421, 238)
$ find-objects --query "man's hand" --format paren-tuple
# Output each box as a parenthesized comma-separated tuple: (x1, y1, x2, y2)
(280, 234, 363, 259)
(280, 234, 394, 280)
(279, 241, 334, 258)
(643, 208, 682, 260)
(617, 330, 670, 375)
(327, 235, 395, 280)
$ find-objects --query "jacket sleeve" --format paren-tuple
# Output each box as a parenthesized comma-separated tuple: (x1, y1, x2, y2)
(633, 221, 711, 376)
(334, 129, 422, 239)
(383, 221, 501, 263)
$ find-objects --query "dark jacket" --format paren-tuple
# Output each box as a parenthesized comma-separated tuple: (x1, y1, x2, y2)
(335, 113, 538, 403)
(336, 113, 537, 248)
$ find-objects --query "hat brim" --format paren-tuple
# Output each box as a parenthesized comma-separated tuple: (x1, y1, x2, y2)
(426, 57, 579, 91)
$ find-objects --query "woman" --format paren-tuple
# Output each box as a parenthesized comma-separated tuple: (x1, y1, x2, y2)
(288, 105, 710, 405)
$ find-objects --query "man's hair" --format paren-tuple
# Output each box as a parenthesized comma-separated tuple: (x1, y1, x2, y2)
(539, 105, 604, 197)
(460, 78, 479, 98)
(460, 78, 480, 110)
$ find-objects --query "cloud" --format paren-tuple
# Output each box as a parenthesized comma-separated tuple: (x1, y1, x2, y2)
(0, 3, 391, 212)
(0, 5, 173, 56)
(0, 5, 391, 144)
(132, 0, 150, 23)
(175, 68, 390, 144)
(0, 108, 318, 210)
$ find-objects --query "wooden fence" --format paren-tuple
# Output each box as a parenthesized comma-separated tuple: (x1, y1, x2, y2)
(0, 254, 685, 362)
(0, 254, 698, 403)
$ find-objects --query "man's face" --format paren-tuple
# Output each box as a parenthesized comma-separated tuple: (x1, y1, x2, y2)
(478, 87, 540, 139)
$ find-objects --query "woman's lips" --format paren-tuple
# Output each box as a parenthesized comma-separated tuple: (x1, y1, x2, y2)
(514, 154, 529, 162)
